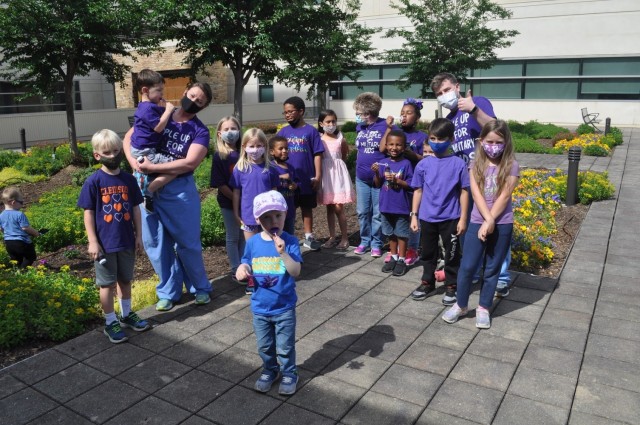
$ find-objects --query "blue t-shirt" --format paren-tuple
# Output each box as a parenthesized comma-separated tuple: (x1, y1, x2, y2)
(276, 124, 324, 195)
(446, 96, 496, 164)
(241, 231, 302, 316)
(131, 102, 166, 151)
(411, 155, 470, 223)
(77, 169, 144, 253)
(355, 118, 397, 183)
(271, 161, 298, 222)
(377, 158, 414, 215)
(211, 151, 240, 210)
(230, 163, 280, 226)
(0, 210, 32, 243)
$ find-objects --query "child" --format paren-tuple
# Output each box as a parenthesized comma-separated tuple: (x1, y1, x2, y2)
(371, 130, 414, 276)
(380, 98, 427, 266)
(409, 118, 469, 305)
(317, 109, 354, 250)
(236, 190, 302, 396)
(269, 135, 299, 236)
(443, 120, 519, 329)
(276, 96, 325, 251)
(211, 116, 245, 281)
(129, 69, 175, 212)
(0, 187, 42, 268)
(77, 129, 149, 343)
(230, 128, 279, 294)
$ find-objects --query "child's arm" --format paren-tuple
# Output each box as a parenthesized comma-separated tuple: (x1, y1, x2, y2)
(340, 136, 349, 160)
(147, 174, 177, 193)
(236, 263, 252, 281)
(410, 187, 422, 232)
(378, 116, 394, 152)
(457, 188, 469, 236)
(489, 175, 519, 219)
(153, 100, 175, 134)
(83, 210, 101, 261)
(132, 205, 143, 253)
(371, 163, 382, 188)
(311, 153, 322, 191)
(232, 188, 243, 226)
(21, 225, 40, 238)
(273, 234, 301, 278)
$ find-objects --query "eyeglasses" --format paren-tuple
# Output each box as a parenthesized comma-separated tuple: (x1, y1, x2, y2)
(282, 109, 300, 117)
(356, 111, 371, 117)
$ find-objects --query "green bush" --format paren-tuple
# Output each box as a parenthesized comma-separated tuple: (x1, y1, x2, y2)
(14, 145, 69, 177)
(609, 127, 623, 145)
(194, 155, 212, 190)
(550, 170, 614, 204)
(513, 134, 550, 154)
(200, 194, 225, 247)
(26, 186, 86, 252)
(507, 120, 526, 134)
(341, 121, 357, 132)
(0, 167, 48, 189)
(551, 132, 577, 144)
(599, 135, 617, 149)
(416, 120, 430, 130)
(251, 121, 279, 134)
(343, 132, 356, 146)
(71, 167, 99, 187)
(0, 265, 100, 348)
(0, 150, 22, 171)
(576, 123, 596, 135)
(582, 144, 609, 157)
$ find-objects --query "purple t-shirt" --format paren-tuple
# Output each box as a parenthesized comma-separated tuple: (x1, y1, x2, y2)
(131, 102, 166, 151)
(355, 118, 394, 183)
(470, 160, 520, 225)
(157, 116, 210, 176)
(411, 155, 470, 222)
(77, 169, 143, 253)
(271, 161, 298, 222)
(377, 158, 414, 215)
(446, 96, 496, 164)
(230, 163, 280, 225)
(405, 129, 426, 156)
(211, 151, 240, 210)
(276, 124, 324, 195)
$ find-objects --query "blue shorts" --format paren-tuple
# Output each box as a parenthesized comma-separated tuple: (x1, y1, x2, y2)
(381, 213, 411, 239)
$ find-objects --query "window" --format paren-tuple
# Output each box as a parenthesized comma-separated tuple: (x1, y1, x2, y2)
(0, 81, 81, 115)
(258, 76, 274, 103)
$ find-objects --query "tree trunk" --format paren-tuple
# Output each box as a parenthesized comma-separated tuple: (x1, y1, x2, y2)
(316, 87, 327, 112)
(64, 76, 79, 158)
(233, 67, 244, 127)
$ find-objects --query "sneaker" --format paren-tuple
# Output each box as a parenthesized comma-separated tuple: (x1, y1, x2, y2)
(495, 286, 510, 298)
(354, 245, 368, 255)
(384, 252, 393, 263)
(405, 248, 419, 266)
(156, 299, 174, 311)
(476, 306, 491, 329)
(434, 269, 446, 282)
(382, 258, 397, 273)
(410, 281, 436, 301)
(371, 248, 382, 258)
(245, 277, 255, 295)
(278, 374, 298, 395)
(195, 293, 211, 305)
(119, 312, 150, 331)
(143, 195, 154, 213)
(442, 285, 457, 306)
(104, 321, 128, 343)
(442, 304, 469, 324)
(392, 259, 407, 276)
(255, 371, 280, 393)
(303, 235, 321, 251)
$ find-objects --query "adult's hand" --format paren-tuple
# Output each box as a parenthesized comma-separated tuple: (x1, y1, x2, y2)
(122, 128, 141, 172)
(457, 90, 476, 113)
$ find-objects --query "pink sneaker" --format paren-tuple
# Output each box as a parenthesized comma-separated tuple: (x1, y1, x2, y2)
(371, 248, 382, 258)
(354, 245, 368, 255)
(384, 252, 393, 263)
(434, 269, 446, 282)
(405, 248, 418, 266)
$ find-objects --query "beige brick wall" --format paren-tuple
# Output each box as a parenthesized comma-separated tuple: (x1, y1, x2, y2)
(114, 47, 230, 108)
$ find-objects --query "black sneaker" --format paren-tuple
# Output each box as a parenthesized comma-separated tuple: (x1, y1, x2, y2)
(442, 285, 457, 306)
(392, 259, 407, 276)
(382, 258, 397, 273)
(411, 281, 436, 301)
(143, 195, 154, 213)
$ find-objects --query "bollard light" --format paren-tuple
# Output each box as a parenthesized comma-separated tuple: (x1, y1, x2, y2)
(566, 146, 581, 206)
(20, 128, 26, 153)
(605, 117, 611, 135)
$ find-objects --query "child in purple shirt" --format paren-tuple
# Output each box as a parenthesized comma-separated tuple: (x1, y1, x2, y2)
(372, 130, 414, 277)
(409, 118, 469, 305)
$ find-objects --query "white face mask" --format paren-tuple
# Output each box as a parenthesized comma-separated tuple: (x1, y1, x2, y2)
(221, 130, 239, 144)
(437, 90, 458, 110)
(323, 125, 337, 134)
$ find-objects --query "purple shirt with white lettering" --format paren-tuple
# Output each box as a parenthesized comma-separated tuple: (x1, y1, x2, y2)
(411, 155, 470, 222)
(470, 160, 520, 225)
(276, 124, 324, 195)
(157, 115, 210, 176)
(405, 129, 426, 156)
(355, 118, 396, 183)
(446, 96, 495, 164)
(377, 158, 414, 215)
(230, 163, 280, 226)
(271, 161, 298, 222)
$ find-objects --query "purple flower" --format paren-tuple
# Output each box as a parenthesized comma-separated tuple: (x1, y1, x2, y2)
(39, 259, 48, 265)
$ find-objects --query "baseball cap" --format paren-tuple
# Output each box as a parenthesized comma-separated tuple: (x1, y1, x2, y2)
(253, 190, 287, 219)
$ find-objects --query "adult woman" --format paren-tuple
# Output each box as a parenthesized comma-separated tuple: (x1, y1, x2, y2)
(123, 82, 213, 311)
(352, 92, 395, 257)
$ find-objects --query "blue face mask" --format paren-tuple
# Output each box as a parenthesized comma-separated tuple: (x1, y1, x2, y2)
(355, 114, 364, 124)
(428, 140, 451, 156)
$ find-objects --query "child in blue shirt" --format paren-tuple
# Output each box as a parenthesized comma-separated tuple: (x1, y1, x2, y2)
(236, 190, 303, 396)
(0, 187, 42, 268)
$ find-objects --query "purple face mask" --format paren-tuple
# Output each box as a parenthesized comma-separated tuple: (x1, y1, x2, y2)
(483, 143, 505, 159)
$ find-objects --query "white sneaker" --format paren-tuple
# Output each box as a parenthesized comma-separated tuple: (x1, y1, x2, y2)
(442, 304, 468, 324)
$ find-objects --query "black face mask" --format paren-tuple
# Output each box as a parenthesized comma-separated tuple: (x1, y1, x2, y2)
(180, 96, 204, 114)
(287, 117, 300, 127)
(99, 151, 124, 170)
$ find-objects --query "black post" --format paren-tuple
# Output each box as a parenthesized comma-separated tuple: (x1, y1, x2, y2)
(605, 117, 611, 135)
(20, 128, 26, 153)
(566, 146, 581, 206)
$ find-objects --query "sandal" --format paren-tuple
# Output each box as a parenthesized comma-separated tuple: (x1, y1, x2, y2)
(336, 240, 350, 251)
(322, 238, 338, 249)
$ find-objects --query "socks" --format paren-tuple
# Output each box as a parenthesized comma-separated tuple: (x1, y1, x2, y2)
(105, 312, 117, 325)
(398, 257, 405, 262)
(305, 233, 313, 239)
(392, 254, 399, 261)
(120, 299, 131, 318)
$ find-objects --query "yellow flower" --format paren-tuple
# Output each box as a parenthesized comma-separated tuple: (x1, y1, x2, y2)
(54, 302, 62, 308)
(75, 307, 84, 315)
(60, 265, 71, 273)
(7, 303, 14, 308)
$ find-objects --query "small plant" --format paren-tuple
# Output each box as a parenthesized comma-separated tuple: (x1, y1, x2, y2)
(0, 150, 22, 172)
(341, 121, 357, 132)
(608, 127, 624, 145)
(554, 134, 611, 156)
(200, 194, 225, 247)
(549, 170, 615, 204)
(551, 132, 577, 145)
(0, 167, 48, 189)
(576, 123, 596, 135)
(512, 134, 550, 154)
(71, 167, 99, 187)
(13, 144, 69, 176)
(194, 155, 212, 190)
(63, 246, 82, 259)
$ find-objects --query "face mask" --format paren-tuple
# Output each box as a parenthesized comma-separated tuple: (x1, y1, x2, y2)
(483, 143, 506, 159)
(355, 114, 364, 124)
(428, 140, 451, 156)
(245, 147, 265, 161)
(323, 125, 337, 134)
(99, 151, 124, 170)
(437, 91, 458, 110)
(221, 130, 239, 145)
(180, 95, 204, 114)
(287, 117, 300, 127)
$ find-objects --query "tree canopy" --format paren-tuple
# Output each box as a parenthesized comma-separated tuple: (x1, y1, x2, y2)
(383, 0, 519, 97)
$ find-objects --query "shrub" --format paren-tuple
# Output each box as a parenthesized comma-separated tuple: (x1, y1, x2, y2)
(548, 170, 614, 204)
(416, 119, 430, 130)
(576, 123, 596, 135)
(251, 121, 279, 134)
(551, 132, 577, 145)
(582, 144, 610, 157)
(201, 194, 225, 247)
(341, 121, 357, 132)
(554, 134, 610, 156)
(609, 127, 624, 145)
(0, 150, 22, 171)
(0, 265, 100, 348)
(194, 155, 212, 190)
(14, 145, 69, 176)
(512, 134, 549, 154)
(507, 120, 525, 134)
(71, 167, 99, 187)
(0, 167, 48, 189)
(522, 121, 570, 139)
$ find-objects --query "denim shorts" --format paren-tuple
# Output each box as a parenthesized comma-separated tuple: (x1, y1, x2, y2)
(381, 213, 411, 239)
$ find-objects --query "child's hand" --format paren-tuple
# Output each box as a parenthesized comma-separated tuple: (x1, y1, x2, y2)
(164, 100, 175, 111)
(371, 162, 380, 173)
(478, 220, 494, 241)
(88, 242, 101, 261)
(386, 115, 394, 128)
(456, 219, 467, 236)
(410, 216, 419, 232)
(311, 177, 321, 191)
(272, 233, 285, 254)
(236, 264, 252, 281)
(135, 236, 144, 254)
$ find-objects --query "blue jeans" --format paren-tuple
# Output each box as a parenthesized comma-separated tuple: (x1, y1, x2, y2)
(408, 221, 420, 250)
(220, 207, 245, 274)
(141, 175, 212, 301)
(457, 222, 513, 309)
(253, 309, 297, 377)
(355, 177, 382, 249)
